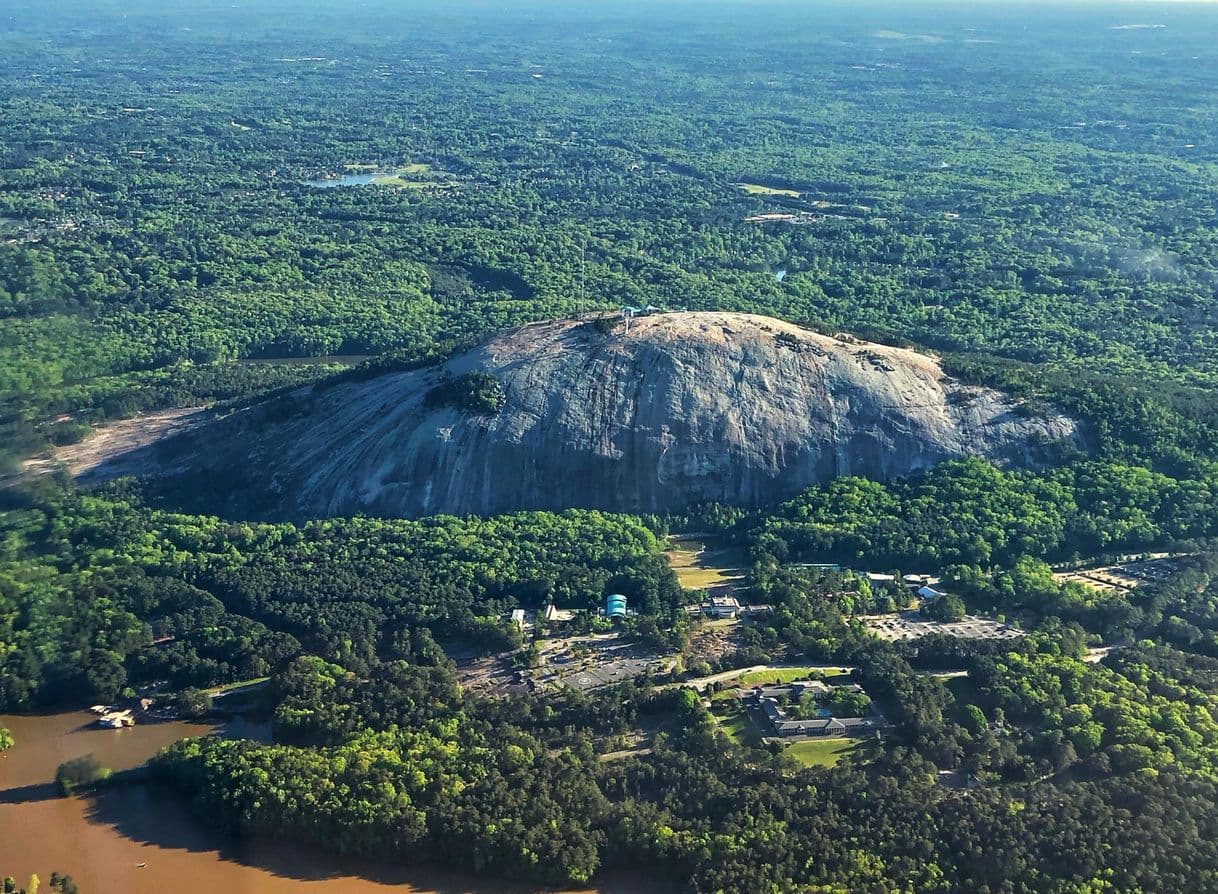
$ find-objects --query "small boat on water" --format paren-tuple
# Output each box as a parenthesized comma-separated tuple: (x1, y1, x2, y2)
(96, 710, 135, 728)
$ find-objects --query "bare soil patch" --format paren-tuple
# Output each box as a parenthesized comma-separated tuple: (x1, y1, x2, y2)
(684, 620, 748, 665)
(37, 407, 211, 481)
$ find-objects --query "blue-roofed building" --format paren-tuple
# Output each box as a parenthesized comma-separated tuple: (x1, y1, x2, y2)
(606, 593, 628, 618)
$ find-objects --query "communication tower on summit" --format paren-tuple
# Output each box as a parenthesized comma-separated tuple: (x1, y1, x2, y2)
(619, 304, 661, 333)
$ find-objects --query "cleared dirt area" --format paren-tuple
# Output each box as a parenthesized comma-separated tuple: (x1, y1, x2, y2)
(683, 619, 748, 666)
(1054, 571, 1122, 592)
(453, 633, 670, 696)
(32, 407, 211, 481)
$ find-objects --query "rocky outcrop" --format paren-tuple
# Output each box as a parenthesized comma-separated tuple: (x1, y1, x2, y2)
(142, 312, 1079, 519)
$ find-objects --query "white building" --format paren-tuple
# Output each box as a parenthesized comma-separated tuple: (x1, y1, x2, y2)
(96, 710, 134, 728)
(704, 596, 741, 619)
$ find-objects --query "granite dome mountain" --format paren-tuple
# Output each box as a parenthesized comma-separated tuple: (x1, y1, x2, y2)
(134, 312, 1078, 519)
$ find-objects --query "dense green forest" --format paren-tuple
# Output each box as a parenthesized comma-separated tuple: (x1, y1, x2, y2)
(6, 1, 1218, 892)
(0, 486, 677, 709)
(4, 0, 1218, 466)
(152, 553, 1218, 890)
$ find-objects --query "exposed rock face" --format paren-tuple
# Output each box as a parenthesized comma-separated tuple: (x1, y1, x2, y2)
(153, 313, 1079, 519)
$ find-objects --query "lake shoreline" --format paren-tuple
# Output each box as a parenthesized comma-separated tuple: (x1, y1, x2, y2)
(0, 708, 665, 894)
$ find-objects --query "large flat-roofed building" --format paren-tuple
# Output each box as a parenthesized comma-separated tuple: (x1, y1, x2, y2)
(744, 680, 830, 702)
(704, 596, 741, 619)
(756, 697, 865, 737)
(749, 685, 875, 738)
(774, 717, 848, 737)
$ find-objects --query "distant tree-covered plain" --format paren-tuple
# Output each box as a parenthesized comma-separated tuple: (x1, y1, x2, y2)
(7, 1, 1218, 891)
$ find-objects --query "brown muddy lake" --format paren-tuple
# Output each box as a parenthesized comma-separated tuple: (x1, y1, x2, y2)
(0, 711, 661, 894)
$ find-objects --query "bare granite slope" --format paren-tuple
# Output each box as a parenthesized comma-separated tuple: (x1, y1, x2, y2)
(130, 312, 1079, 518)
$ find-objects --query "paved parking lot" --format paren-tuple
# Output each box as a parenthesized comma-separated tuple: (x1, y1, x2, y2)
(545, 655, 661, 691)
(452, 633, 670, 695)
(862, 612, 1021, 642)
(1054, 556, 1183, 592)
(534, 636, 670, 691)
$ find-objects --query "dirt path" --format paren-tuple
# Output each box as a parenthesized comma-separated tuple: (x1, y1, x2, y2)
(1084, 644, 1128, 664)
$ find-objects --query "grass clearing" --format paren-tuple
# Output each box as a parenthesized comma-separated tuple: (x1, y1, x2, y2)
(784, 738, 858, 767)
(370, 174, 433, 188)
(673, 563, 747, 590)
(737, 182, 802, 197)
(717, 712, 751, 744)
(205, 676, 271, 697)
(344, 162, 431, 173)
(665, 539, 747, 592)
(737, 667, 848, 686)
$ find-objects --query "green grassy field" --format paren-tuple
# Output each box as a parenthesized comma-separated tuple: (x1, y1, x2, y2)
(717, 712, 751, 744)
(370, 174, 439, 189)
(665, 540, 747, 591)
(784, 738, 858, 767)
(205, 676, 271, 697)
(344, 161, 431, 173)
(736, 182, 802, 197)
(737, 667, 848, 686)
(672, 563, 747, 590)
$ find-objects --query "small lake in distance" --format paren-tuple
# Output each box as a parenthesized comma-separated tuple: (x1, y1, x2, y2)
(301, 173, 386, 187)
